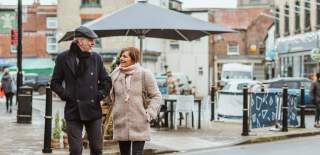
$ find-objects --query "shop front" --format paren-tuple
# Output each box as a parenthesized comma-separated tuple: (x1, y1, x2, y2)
(276, 31, 320, 78)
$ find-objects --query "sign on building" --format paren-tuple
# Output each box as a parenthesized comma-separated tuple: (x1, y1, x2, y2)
(0, 10, 17, 33)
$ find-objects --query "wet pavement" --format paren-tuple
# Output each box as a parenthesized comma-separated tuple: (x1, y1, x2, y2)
(1, 95, 320, 155)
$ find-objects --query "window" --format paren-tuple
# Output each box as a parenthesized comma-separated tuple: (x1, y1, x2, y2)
(46, 17, 57, 29)
(249, 0, 261, 3)
(284, 4, 290, 35)
(227, 42, 239, 55)
(81, 0, 101, 8)
(304, 1, 311, 31)
(275, 8, 280, 37)
(317, 0, 320, 28)
(47, 34, 57, 53)
(169, 40, 179, 50)
(295, 1, 300, 33)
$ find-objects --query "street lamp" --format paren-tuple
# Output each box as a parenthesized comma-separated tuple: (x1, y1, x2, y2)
(17, 0, 23, 94)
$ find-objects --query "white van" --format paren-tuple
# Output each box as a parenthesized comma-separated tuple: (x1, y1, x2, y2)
(221, 63, 253, 81)
(219, 63, 253, 87)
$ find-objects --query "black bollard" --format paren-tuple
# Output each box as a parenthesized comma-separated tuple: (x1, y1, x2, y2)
(210, 85, 216, 121)
(282, 84, 288, 132)
(300, 85, 306, 128)
(242, 85, 249, 136)
(42, 87, 52, 153)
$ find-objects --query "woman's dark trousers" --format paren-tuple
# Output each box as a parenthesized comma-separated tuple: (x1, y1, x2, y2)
(315, 102, 320, 123)
(119, 141, 145, 155)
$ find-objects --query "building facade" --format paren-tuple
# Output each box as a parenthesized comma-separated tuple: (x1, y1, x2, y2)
(238, 0, 273, 8)
(0, 3, 57, 58)
(274, 0, 320, 78)
(163, 8, 209, 96)
(57, 0, 174, 71)
(209, 8, 273, 83)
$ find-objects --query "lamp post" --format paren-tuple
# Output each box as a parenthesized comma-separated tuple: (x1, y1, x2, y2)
(17, 0, 23, 94)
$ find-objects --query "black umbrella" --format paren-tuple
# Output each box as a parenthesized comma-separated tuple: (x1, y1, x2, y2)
(59, 1, 234, 63)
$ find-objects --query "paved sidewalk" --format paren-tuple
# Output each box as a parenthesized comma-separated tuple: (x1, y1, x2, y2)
(1, 96, 320, 155)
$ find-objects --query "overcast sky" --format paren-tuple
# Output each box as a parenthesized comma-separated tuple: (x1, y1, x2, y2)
(0, 0, 237, 8)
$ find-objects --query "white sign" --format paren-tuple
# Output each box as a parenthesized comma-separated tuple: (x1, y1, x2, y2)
(310, 48, 320, 62)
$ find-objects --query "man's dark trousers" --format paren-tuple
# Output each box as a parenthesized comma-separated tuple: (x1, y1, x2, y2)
(67, 119, 102, 155)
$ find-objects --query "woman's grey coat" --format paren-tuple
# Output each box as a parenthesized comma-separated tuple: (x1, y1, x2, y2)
(111, 67, 161, 141)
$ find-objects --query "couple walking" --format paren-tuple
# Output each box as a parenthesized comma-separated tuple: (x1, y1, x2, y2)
(51, 26, 161, 155)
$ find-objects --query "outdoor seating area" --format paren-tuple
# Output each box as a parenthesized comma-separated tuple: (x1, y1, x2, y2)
(154, 95, 212, 130)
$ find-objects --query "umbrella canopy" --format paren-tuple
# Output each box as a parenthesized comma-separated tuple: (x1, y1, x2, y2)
(58, 2, 234, 42)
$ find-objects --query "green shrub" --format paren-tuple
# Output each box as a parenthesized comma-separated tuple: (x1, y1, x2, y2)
(52, 112, 61, 139)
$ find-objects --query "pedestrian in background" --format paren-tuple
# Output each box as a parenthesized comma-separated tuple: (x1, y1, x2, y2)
(51, 26, 112, 155)
(1, 68, 14, 113)
(310, 72, 320, 128)
(110, 47, 161, 155)
(166, 71, 176, 94)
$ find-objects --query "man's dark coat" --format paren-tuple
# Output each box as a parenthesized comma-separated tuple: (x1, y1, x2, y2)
(51, 44, 112, 121)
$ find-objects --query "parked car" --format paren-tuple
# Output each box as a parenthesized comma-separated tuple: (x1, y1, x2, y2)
(23, 73, 50, 94)
(263, 77, 313, 108)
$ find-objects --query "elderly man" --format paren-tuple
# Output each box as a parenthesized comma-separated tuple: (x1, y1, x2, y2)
(51, 26, 112, 155)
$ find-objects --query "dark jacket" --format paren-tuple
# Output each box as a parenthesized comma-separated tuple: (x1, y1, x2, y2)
(1, 73, 13, 94)
(51, 44, 112, 121)
(310, 80, 320, 104)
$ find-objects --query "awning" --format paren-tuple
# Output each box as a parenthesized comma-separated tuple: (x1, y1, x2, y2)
(7, 58, 55, 75)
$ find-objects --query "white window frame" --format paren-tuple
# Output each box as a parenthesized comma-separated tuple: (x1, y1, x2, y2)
(227, 43, 239, 55)
(47, 35, 57, 53)
(169, 40, 179, 50)
(46, 17, 57, 29)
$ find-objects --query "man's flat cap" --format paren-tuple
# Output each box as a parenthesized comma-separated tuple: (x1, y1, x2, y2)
(74, 26, 98, 39)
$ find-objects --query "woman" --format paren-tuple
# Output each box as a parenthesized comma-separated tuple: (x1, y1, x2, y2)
(1, 69, 14, 113)
(310, 73, 320, 128)
(110, 47, 161, 155)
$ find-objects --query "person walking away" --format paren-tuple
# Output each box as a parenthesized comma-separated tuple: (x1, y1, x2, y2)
(1, 68, 14, 113)
(310, 73, 320, 128)
(166, 71, 176, 95)
(110, 47, 161, 155)
(51, 26, 112, 155)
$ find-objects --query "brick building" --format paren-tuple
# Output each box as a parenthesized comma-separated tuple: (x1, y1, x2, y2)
(0, 2, 57, 62)
(209, 8, 273, 82)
